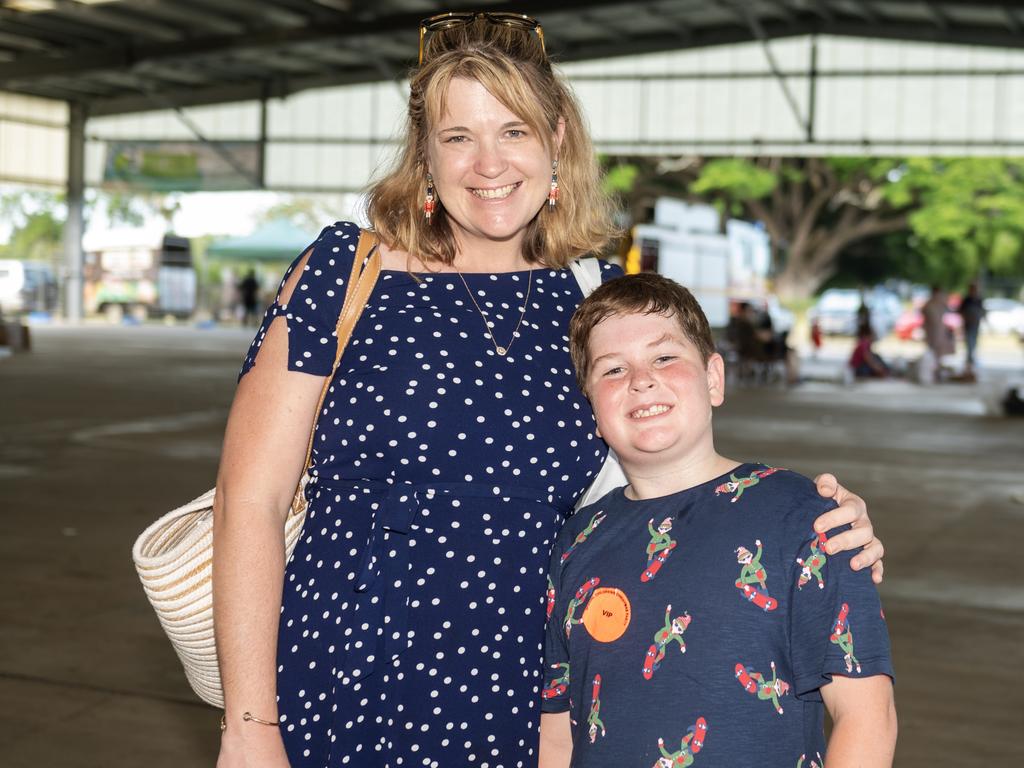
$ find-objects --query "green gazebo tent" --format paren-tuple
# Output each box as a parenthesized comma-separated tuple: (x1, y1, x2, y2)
(206, 219, 318, 261)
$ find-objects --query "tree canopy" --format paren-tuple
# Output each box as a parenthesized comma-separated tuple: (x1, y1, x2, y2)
(604, 155, 1024, 299)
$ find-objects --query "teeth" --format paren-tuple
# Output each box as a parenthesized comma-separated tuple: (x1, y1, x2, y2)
(631, 404, 670, 419)
(471, 183, 518, 199)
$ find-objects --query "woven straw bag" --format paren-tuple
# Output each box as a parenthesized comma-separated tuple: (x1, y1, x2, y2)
(132, 231, 380, 708)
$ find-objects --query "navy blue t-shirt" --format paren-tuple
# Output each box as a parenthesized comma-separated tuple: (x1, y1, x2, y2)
(543, 463, 893, 768)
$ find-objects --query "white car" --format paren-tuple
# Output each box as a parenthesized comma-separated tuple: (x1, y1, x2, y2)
(983, 298, 1024, 335)
(810, 288, 901, 338)
(0, 259, 59, 315)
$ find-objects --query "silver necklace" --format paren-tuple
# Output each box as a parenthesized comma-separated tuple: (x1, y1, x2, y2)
(456, 268, 533, 356)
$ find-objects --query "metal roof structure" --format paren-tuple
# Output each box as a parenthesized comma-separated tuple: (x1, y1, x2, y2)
(3, 0, 1024, 118)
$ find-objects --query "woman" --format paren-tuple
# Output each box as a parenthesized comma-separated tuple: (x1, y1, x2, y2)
(213, 14, 884, 768)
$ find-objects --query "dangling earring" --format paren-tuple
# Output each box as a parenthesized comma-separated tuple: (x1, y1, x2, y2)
(548, 159, 559, 209)
(423, 173, 436, 224)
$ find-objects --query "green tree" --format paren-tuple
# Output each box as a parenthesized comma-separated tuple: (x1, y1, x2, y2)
(258, 196, 337, 232)
(900, 158, 1024, 287)
(1, 188, 181, 261)
(3, 209, 64, 262)
(0, 190, 65, 263)
(604, 155, 1024, 298)
(690, 157, 913, 299)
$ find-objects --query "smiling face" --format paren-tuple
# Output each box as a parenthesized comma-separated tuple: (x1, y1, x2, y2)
(585, 311, 725, 475)
(426, 77, 562, 264)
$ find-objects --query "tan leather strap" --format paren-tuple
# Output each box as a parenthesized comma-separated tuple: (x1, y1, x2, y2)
(290, 229, 381, 514)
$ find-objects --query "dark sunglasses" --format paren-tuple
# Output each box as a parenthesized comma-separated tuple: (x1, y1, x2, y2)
(418, 11, 545, 65)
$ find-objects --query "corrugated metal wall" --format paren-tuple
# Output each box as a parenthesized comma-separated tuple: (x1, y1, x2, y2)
(7, 36, 1024, 190)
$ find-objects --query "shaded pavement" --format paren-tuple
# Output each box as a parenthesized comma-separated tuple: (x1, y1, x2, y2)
(1, 325, 1021, 766)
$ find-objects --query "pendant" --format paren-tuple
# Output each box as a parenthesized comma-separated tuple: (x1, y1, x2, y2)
(496, 346, 507, 355)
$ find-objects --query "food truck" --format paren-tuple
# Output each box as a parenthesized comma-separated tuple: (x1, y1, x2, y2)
(83, 227, 196, 319)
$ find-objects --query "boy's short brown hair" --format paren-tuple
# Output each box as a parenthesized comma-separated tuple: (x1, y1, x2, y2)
(569, 273, 716, 392)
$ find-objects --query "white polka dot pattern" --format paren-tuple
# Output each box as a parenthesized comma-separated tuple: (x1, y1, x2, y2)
(240, 221, 622, 767)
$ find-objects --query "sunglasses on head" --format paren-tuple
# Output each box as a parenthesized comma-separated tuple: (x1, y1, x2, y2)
(418, 11, 545, 65)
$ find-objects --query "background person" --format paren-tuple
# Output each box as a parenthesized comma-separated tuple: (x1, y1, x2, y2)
(958, 281, 985, 380)
(922, 285, 954, 381)
(212, 13, 885, 768)
(237, 269, 260, 326)
(849, 321, 890, 379)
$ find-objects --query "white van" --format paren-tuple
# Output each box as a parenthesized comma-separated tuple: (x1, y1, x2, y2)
(0, 260, 59, 315)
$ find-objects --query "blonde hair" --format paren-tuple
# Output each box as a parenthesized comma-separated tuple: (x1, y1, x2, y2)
(365, 18, 616, 269)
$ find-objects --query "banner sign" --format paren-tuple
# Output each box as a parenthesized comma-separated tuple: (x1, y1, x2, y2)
(102, 140, 260, 191)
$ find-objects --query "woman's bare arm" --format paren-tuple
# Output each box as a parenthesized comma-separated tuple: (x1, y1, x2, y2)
(214, 254, 326, 767)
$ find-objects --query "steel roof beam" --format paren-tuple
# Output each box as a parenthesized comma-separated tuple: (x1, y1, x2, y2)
(802, 0, 836, 23)
(0, 0, 651, 86)
(84, 68, 383, 116)
(175, 0, 311, 28)
(846, 0, 880, 24)
(0, 9, 125, 47)
(861, 0, 1024, 8)
(44, 0, 184, 41)
(1002, 6, 1023, 32)
(116, 0, 249, 36)
(921, 1, 949, 30)
(0, 31, 56, 54)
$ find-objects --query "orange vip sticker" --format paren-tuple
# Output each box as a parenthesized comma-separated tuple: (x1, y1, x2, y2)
(582, 587, 632, 643)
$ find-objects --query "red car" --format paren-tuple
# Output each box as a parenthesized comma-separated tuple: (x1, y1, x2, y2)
(893, 302, 962, 341)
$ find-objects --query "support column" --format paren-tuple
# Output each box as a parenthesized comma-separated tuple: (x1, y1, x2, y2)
(807, 35, 818, 144)
(64, 102, 86, 322)
(257, 89, 268, 189)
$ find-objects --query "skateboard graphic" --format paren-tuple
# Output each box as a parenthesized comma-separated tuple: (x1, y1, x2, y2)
(735, 540, 778, 612)
(652, 716, 708, 767)
(564, 577, 600, 639)
(735, 661, 790, 715)
(829, 602, 862, 674)
(546, 575, 556, 620)
(561, 511, 606, 563)
(642, 541, 677, 582)
(541, 662, 570, 700)
(714, 467, 781, 503)
(643, 604, 691, 680)
(735, 580, 778, 611)
(796, 532, 828, 590)
(642, 517, 677, 582)
(587, 674, 606, 743)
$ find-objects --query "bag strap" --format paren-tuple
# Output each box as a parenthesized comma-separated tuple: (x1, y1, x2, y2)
(291, 229, 381, 514)
(569, 257, 602, 297)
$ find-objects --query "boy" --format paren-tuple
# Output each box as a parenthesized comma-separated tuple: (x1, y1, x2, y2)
(539, 274, 895, 768)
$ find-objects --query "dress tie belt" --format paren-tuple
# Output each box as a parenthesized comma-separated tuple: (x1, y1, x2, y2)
(304, 478, 569, 680)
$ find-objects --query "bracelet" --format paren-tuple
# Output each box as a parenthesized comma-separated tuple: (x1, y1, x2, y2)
(219, 711, 279, 731)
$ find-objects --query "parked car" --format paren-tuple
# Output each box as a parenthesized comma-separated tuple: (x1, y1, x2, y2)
(809, 288, 902, 337)
(983, 298, 1024, 335)
(894, 301, 962, 341)
(0, 259, 59, 315)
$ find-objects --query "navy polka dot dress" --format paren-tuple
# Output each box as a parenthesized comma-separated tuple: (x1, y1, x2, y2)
(240, 221, 621, 767)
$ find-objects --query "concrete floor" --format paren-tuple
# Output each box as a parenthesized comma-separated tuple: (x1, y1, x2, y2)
(1, 325, 1021, 767)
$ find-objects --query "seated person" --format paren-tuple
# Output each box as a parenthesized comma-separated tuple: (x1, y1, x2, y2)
(540, 273, 896, 768)
(728, 301, 798, 384)
(849, 322, 889, 379)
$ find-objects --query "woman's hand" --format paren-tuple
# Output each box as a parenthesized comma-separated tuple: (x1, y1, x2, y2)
(812, 473, 885, 584)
